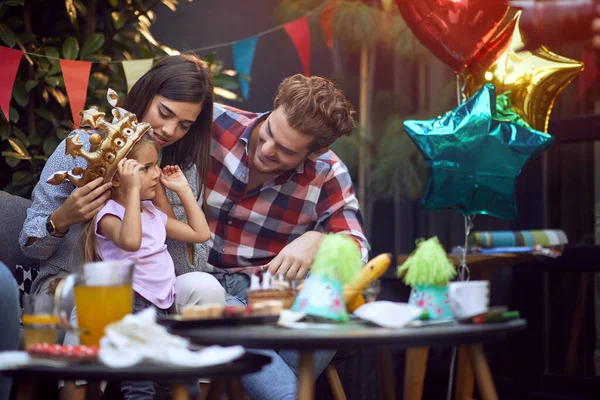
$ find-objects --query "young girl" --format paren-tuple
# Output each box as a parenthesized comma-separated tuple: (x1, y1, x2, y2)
(85, 133, 209, 305)
(83, 133, 210, 399)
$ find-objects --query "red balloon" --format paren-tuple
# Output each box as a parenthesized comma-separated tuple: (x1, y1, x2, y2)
(395, 0, 509, 71)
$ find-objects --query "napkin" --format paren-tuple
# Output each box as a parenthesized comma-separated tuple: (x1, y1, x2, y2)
(353, 301, 422, 328)
(0, 351, 69, 369)
(99, 308, 245, 368)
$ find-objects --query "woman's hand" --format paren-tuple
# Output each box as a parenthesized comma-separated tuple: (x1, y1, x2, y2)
(118, 158, 143, 193)
(160, 166, 190, 194)
(51, 177, 112, 232)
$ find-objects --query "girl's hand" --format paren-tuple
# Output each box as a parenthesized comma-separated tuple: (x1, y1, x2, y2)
(160, 166, 190, 193)
(118, 158, 143, 193)
(51, 177, 112, 232)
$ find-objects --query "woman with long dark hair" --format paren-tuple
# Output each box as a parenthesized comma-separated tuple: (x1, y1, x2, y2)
(19, 54, 224, 399)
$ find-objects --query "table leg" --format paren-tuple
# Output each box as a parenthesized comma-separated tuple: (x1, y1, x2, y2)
(226, 377, 245, 400)
(297, 350, 314, 400)
(455, 345, 474, 400)
(15, 381, 36, 400)
(205, 379, 224, 400)
(85, 381, 102, 400)
(564, 272, 590, 374)
(171, 383, 191, 400)
(325, 364, 347, 400)
(378, 350, 396, 400)
(403, 347, 429, 400)
(467, 343, 499, 400)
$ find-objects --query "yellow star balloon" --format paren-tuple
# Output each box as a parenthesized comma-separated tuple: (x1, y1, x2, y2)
(462, 10, 583, 132)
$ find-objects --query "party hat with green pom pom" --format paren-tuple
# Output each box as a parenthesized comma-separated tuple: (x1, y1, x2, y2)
(292, 234, 363, 322)
(398, 237, 456, 320)
(397, 236, 456, 287)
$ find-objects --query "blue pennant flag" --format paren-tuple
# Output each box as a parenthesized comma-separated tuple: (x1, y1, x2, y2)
(232, 36, 258, 100)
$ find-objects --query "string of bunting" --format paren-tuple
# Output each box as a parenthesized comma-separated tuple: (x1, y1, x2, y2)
(0, 3, 332, 127)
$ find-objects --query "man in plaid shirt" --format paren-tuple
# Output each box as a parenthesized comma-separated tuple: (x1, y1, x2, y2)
(205, 74, 370, 399)
(206, 74, 369, 282)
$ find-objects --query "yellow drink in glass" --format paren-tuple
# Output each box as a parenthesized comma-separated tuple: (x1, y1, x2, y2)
(74, 284, 133, 346)
(22, 314, 58, 349)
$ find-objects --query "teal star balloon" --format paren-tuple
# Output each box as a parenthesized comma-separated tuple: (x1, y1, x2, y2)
(403, 84, 555, 220)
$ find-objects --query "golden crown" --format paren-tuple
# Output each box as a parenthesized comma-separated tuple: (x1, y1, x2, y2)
(47, 89, 152, 187)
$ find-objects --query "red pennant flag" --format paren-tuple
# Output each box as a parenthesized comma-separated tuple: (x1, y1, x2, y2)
(320, 0, 340, 48)
(60, 60, 92, 128)
(284, 16, 311, 76)
(0, 46, 23, 120)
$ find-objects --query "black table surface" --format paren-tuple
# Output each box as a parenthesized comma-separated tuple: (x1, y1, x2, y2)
(0, 353, 270, 382)
(172, 319, 527, 351)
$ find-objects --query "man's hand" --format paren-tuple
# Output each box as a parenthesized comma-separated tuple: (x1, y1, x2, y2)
(160, 165, 190, 194)
(266, 231, 324, 280)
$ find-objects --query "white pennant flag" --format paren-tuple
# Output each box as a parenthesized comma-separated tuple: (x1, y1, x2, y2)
(122, 59, 154, 93)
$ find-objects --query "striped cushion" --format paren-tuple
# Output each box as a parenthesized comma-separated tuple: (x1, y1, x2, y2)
(468, 230, 568, 248)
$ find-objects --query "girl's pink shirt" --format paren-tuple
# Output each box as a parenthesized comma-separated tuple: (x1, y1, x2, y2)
(95, 199, 175, 309)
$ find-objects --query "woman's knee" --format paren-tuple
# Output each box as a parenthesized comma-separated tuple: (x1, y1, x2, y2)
(175, 272, 226, 307)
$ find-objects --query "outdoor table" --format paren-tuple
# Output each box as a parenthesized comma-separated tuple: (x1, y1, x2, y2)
(170, 318, 527, 400)
(0, 352, 271, 400)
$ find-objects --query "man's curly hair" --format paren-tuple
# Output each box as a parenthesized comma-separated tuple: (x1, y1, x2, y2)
(273, 74, 355, 152)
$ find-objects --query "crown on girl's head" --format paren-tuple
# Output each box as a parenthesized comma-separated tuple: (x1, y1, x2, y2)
(47, 89, 153, 187)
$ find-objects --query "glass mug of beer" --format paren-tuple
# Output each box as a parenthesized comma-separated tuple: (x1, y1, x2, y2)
(54, 261, 134, 346)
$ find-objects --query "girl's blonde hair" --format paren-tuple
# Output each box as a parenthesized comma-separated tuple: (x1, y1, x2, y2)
(80, 134, 159, 263)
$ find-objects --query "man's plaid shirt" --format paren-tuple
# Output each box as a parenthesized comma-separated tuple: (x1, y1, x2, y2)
(205, 104, 370, 274)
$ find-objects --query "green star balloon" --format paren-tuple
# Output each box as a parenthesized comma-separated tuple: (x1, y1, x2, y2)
(403, 84, 555, 220)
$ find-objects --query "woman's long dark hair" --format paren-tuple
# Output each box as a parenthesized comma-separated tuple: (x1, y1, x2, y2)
(123, 54, 214, 201)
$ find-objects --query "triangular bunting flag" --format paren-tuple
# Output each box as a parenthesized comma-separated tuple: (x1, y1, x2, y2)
(320, 0, 340, 49)
(284, 16, 311, 76)
(233, 36, 258, 100)
(60, 60, 92, 128)
(122, 59, 154, 93)
(0, 46, 23, 120)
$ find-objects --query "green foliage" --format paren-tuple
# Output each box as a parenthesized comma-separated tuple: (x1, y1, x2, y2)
(0, 0, 241, 197)
(369, 81, 457, 202)
(388, 15, 432, 61)
(370, 116, 426, 200)
(333, 1, 380, 50)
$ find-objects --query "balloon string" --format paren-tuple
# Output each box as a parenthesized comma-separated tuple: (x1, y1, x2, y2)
(456, 73, 467, 105)
(458, 215, 474, 281)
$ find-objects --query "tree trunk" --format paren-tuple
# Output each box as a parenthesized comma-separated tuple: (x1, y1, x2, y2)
(82, 0, 98, 42)
(358, 45, 368, 231)
(332, 38, 344, 77)
(364, 43, 376, 236)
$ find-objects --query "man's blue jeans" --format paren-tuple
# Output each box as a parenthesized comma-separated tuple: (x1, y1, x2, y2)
(220, 273, 335, 400)
(0, 263, 20, 400)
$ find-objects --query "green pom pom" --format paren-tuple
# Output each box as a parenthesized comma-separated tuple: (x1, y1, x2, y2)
(396, 236, 456, 287)
(310, 234, 362, 284)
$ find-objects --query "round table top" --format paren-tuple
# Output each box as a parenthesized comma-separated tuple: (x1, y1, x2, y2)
(172, 319, 527, 351)
(0, 353, 270, 382)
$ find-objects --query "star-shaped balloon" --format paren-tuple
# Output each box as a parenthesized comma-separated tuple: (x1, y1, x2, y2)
(462, 10, 584, 132)
(404, 84, 555, 220)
